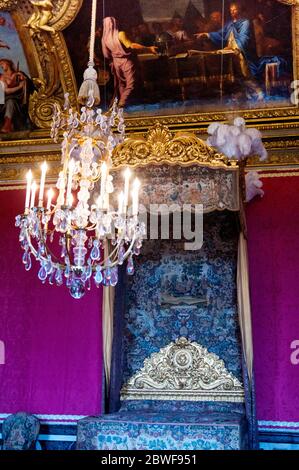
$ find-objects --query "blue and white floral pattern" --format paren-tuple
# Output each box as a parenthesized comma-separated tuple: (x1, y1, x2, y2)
(2, 412, 40, 450)
(123, 213, 242, 384)
(77, 411, 247, 450)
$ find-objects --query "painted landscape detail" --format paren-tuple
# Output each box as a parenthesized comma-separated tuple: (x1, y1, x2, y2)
(0, 12, 31, 134)
(66, 0, 293, 117)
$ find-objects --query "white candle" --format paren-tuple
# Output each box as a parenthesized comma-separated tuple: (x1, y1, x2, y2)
(25, 170, 32, 212)
(96, 194, 104, 210)
(123, 168, 131, 210)
(66, 159, 75, 206)
(38, 161, 47, 206)
(100, 162, 107, 203)
(104, 191, 109, 211)
(118, 191, 124, 215)
(57, 171, 65, 207)
(132, 178, 140, 216)
(30, 181, 37, 209)
(47, 188, 54, 211)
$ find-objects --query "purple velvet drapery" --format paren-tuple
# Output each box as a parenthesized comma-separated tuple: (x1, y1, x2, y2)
(0, 189, 103, 416)
(247, 173, 299, 423)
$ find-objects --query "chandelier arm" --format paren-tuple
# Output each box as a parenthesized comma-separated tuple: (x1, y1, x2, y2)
(99, 234, 137, 269)
(25, 230, 62, 269)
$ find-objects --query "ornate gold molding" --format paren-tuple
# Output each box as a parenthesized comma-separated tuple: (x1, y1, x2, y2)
(113, 124, 237, 170)
(124, 107, 299, 133)
(24, 0, 82, 33)
(0, 1, 80, 132)
(121, 337, 245, 403)
(48, 0, 83, 31)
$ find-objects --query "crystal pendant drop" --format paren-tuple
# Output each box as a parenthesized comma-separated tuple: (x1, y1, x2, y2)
(38, 265, 48, 282)
(94, 266, 103, 285)
(22, 251, 28, 265)
(25, 253, 32, 272)
(65, 265, 71, 278)
(69, 278, 86, 299)
(49, 269, 56, 285)
(55, 268, 63, 286)
(45, 256, 53, 275)
(110, 267, 118, 287)
(105, 266, 112, 281)
(86, 260, 92, 279)
(127, 256, 134, 275)
(90, 240, 100, 261)
(118, 245, 125, 265)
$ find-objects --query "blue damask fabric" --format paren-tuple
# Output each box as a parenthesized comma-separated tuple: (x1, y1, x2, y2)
(122, 213, 242, 384)
(2, 412, 40, 450)
(77, 411, 247, 450)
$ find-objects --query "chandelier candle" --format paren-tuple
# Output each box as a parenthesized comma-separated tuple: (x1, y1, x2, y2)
(25, 170, 32, 213)
(124, 168, 131, 213)
(132, 179, 141, 217)
(38, 162, 48, 207)
(30, 182, 37, 209)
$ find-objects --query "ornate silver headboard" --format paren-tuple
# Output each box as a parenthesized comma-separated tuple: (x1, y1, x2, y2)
(121, 337, 244, 403)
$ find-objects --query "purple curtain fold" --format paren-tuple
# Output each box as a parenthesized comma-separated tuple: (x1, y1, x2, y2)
(0, 190, 103, 416)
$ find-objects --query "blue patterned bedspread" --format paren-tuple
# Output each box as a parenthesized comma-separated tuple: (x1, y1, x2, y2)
(77, 411, 248, 450)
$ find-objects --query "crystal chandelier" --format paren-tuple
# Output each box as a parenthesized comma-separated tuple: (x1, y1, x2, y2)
(15, 0, 144, 299)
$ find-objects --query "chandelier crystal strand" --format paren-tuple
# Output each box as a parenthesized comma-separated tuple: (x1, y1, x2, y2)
(15, 3, 145, 299)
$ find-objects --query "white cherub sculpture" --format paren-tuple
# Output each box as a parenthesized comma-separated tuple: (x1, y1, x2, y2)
(207, 117, 268, 161)
(207, 117, 267, 202)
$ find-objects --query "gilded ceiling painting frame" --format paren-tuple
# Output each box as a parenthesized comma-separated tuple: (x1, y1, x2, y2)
(0, 0, 82, 135)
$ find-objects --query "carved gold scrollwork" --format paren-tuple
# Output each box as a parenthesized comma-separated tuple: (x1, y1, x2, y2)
(25, 0, 83, 36)
(121, 337, 245, 403)
(113, 124, 236, 170)
(2, 1, 81, 130)
(49, 0, 83, 31)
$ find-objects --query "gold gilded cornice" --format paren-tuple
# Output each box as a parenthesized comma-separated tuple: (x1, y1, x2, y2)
(112, 124, 237, 170)
(124, 107, 299, 133)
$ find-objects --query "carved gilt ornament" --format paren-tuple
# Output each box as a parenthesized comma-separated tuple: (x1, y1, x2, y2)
(0, 0, 82, 131)
(121, 337, 245, 403)
(113, 124, 238, 170)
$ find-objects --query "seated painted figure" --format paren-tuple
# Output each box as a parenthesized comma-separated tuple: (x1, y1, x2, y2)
(77, 214, 253, 450)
